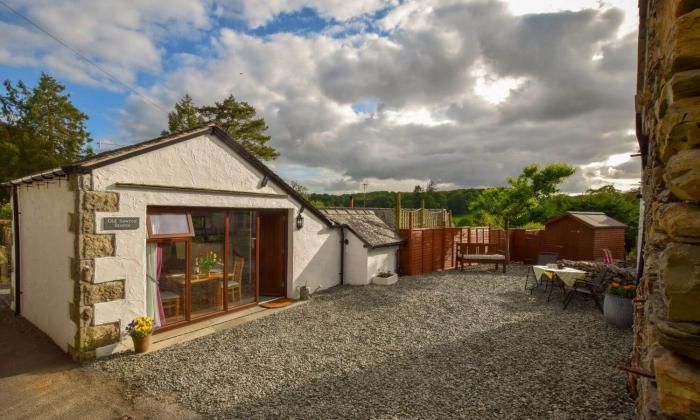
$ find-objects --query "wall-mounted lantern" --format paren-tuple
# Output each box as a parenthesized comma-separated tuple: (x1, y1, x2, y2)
(296, 208, 305, 230)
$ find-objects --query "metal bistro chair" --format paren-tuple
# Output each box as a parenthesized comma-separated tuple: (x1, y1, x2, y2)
(524, 252, 559, 293)
(563, 266, 609, 312)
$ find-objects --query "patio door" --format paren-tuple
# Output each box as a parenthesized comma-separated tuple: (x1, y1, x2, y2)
(227, 210, 257, 307)
(259, 211, 287, 297)
(147, 207, 285, 332)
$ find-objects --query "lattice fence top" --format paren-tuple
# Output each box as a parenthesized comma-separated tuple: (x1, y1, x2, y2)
(397, 208, 452, 229)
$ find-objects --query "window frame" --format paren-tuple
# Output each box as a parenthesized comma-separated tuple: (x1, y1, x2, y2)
(146, 212, 195, 239)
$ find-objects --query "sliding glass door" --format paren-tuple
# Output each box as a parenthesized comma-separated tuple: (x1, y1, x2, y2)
(146, 207, 261, 331)
(190, 210, 225, 318)
(227, 210, 257, 307)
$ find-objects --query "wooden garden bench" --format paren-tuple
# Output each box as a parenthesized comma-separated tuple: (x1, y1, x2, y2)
(456, 243, 507, 273)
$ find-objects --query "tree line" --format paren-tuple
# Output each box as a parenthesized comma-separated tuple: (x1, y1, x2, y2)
(309, 166, 639, 251)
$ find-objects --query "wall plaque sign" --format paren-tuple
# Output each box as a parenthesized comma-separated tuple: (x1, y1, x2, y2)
(103, 217, 140, 230)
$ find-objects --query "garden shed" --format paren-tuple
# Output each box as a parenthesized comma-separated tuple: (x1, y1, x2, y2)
(3, 124, 399, 360)
(541, 211, 626, 261)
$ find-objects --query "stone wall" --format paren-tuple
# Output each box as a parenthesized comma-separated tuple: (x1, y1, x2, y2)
(67, 174, 124, 361)
(634, 0, 700, 417)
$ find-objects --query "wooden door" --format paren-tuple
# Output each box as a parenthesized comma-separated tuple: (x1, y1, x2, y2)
(258, 212, 287, 297)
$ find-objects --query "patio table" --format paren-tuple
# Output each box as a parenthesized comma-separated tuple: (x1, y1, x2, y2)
(532, 265, 587, 287)
(532, 265, 588, 302)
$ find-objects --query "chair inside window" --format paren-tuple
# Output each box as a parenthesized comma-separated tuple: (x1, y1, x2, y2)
(227, 255, 244, 303)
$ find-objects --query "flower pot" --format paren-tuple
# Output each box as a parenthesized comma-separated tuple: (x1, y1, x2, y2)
(372, 273, 398, 286)
(131, 334, 152, 354)
(603, 294, 633, 329)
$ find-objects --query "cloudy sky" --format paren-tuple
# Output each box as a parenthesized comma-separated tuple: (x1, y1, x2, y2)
(0, 0, 640, 193)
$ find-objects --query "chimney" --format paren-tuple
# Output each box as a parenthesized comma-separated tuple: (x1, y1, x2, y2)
(348, 195, 354, 208)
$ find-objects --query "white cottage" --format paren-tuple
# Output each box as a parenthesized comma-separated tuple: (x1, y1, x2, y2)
(5, 125, 400, 359)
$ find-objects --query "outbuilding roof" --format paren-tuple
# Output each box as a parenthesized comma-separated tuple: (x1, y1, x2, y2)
(3, 124, 334, 226)
(546, 211, 627, 228)
(320, 208, 404, 248)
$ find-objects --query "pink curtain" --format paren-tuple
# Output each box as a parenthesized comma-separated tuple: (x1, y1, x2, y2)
(156, 244, 166, 325)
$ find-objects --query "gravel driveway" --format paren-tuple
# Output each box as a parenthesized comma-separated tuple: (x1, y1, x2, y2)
(96, 265, 634, 419)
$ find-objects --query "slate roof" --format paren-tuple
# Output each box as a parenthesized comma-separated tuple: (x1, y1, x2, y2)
(3, 124, 333, 226)
(320, 208, 404, 248)
(546, 211, 627, 228)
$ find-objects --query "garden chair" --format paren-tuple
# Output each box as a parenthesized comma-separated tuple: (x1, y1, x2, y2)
(602, 248, 614, 264)
(562, 267, 609, 312)
(524, 252, 558, 292)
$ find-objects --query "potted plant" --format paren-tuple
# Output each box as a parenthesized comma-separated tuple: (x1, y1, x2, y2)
(372, 270, 398, 286)
(126, 316, 154, 354)
(603, 279, 636, 329)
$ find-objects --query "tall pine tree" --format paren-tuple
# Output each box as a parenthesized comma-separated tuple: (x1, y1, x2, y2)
(0, 73, 92, 184)
(163, 94, 278, 161)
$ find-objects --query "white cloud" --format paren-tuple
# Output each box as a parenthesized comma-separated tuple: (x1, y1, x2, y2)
(111, 1, 639, 193)
(1, 0, 640, 193)
(0, 0, 211, 86)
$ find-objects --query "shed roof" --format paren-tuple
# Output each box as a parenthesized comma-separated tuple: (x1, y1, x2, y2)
(3, 124, 333, 226)
(320, 208, 404, 248)
(546, 211, 626, 229)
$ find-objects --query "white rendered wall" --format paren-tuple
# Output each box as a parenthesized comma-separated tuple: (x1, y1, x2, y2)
(16, 181, 76, 351)
(344, 230, 369, 285)
(91, 134, 340, 355)
(367, 246, 399, 279)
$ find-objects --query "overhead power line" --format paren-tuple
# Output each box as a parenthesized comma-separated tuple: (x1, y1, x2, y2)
(0, 0, 169, 115)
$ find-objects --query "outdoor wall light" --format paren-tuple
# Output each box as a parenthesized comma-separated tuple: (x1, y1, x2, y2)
(296, 208, 305, 230)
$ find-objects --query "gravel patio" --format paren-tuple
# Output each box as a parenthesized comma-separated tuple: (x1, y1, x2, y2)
(96, 264, 634, 419)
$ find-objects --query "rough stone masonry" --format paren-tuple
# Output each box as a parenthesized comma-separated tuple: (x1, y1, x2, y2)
(634, 0, 700, 417)
(67, 174, 123, 361)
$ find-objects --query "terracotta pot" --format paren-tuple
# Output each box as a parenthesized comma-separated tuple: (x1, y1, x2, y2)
(131, 334, 152, 354)
(603, 294, 633, 329)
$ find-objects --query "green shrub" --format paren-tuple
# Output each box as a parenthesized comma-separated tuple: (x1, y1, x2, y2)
(0, 202, 10, 220)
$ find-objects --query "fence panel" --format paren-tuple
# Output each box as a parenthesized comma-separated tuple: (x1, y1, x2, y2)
(399, 226, 505, 276)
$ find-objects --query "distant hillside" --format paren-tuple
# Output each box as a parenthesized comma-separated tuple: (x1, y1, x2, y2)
(308, 189, 484, 214)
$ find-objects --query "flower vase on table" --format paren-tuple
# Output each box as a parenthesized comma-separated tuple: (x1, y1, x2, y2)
(197, 251, 222, 275)
(126, 316, 154, 354)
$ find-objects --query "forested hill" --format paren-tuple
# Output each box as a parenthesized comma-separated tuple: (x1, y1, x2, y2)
(308, 188, 482, 214)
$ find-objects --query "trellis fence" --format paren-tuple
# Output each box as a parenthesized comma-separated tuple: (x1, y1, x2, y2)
(396, 208, 453, 229)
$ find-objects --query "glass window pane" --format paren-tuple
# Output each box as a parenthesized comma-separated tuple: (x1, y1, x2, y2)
(191, 211, 225, 318)
(150, 213, 191, 237)
(227, 211, 256, 308)
(147, 241, 186, 327)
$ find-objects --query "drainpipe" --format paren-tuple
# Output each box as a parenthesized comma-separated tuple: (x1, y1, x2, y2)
(12, 185, 21, 316)
(339, 226, 345, 285)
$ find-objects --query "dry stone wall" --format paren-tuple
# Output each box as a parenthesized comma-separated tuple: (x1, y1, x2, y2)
(635, 1, 700, 417)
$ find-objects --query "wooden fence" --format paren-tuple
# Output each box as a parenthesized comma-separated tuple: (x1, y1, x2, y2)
(509, 229, 542, 264)
(396, 208, 452, 229)
(398, 226, 507, 276)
